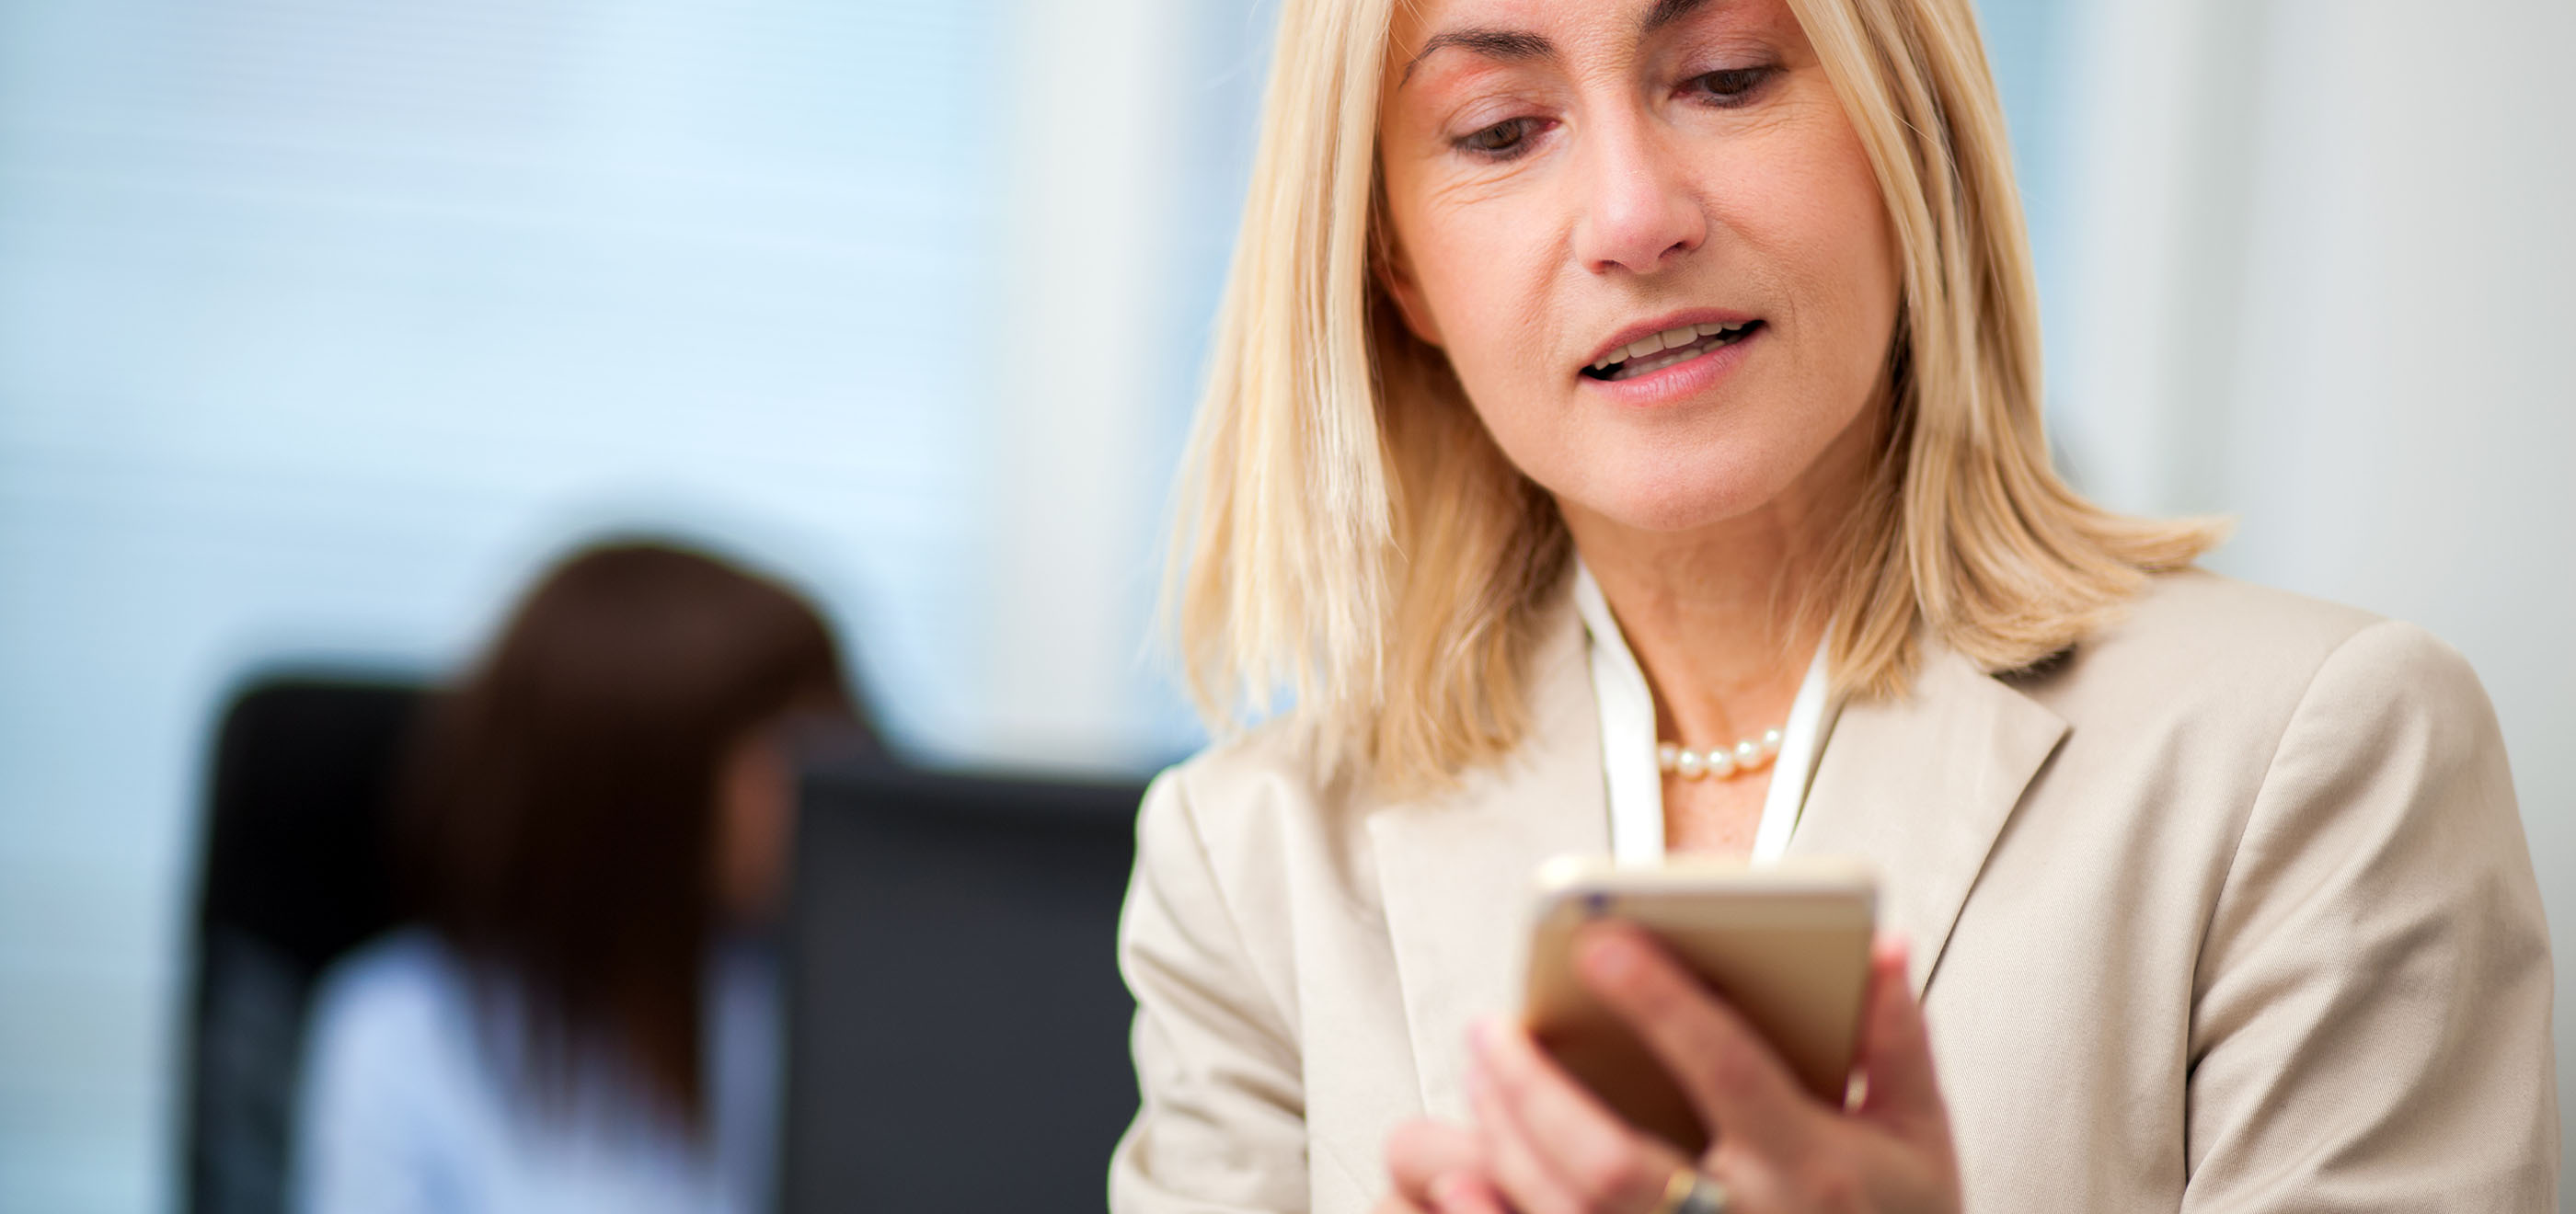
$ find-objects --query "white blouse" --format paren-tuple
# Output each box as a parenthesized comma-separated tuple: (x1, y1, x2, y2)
(1570, 562, 1838, 864)
(291, 929, 777, 1214)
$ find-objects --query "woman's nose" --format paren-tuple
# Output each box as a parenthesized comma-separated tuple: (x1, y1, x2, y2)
(1572, 118, 1707, 276)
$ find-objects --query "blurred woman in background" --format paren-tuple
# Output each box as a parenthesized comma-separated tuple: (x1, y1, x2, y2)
(292, 541, 866, 1214)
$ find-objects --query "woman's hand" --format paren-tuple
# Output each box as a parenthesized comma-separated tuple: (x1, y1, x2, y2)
(1380, 1119, 1512, 1214)
(1389, 923, 1960, 1213)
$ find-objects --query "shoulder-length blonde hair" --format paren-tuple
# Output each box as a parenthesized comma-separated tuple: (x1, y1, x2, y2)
(1167, 0, 2222, 789)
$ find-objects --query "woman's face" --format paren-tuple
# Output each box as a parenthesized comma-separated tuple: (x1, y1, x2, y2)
(715, 730, 793, 925)
(1376, 0, 1901, 534)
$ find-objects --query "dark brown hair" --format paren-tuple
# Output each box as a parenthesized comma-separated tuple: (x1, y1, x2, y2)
(399, 540, 863, 1128)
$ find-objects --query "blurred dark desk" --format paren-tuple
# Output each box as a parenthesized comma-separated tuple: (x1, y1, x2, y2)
(780, 758, 1146, 1211)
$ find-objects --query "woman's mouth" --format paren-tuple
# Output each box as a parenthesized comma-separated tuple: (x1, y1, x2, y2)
(1580, 320, 1765, 382)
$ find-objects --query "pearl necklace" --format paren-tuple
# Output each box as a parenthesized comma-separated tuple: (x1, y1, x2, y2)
(1657, 727, 1784, 781)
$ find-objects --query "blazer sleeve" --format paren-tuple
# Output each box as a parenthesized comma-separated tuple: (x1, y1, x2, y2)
(1110, 767, 1312, 1213)
(2180, 620, 2559, 1210)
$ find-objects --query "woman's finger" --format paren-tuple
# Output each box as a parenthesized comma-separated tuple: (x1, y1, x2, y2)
(1470, 1018, 1685, 1212)
(1386, 1118, 1489, 1203)
(1467, 1044, 1589, 1214)
(1575, 921, 1819, 1156)
(1852, 935, 1950, 1138)
(1427, 1170, 1514, 1214)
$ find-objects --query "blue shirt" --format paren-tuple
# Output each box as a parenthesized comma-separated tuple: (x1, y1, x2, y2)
(289, 929, 778, 1214)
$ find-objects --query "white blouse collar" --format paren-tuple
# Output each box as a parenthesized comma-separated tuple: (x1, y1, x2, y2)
(1570, 559, 1836, 865)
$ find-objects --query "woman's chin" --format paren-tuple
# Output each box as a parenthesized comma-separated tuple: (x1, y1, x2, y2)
(1558, 460, 1800, 537)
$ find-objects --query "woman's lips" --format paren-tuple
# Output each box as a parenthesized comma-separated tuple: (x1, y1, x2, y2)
(1579, 320, 1765, 406)
(1581, 319, 1764, 382)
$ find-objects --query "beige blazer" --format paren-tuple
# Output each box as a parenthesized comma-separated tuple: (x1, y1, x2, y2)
(1108, 572, 2558, 1212)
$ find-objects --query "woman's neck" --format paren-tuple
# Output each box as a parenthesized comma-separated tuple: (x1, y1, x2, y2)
(1573, 516, 1829, 748)
(1561, 420, 1874, 749)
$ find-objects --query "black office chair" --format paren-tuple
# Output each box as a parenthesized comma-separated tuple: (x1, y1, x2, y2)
(779, 758, 1148, 1211)
(182, 675, 427, 1214)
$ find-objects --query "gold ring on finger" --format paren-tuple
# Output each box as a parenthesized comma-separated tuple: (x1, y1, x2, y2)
(1649, 1166, 1730, 1214)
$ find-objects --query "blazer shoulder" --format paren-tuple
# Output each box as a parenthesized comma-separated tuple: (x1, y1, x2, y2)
(1145, 715, 1379, 882)
(2023, 571, 2369, 694)
(1161, 714, 1340, 816)
(2013, 571, 2506, 757)
(2117, 568, 2382, 659)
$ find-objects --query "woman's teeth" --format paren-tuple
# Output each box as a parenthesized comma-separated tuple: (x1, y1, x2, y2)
(1587, 320, 1758, 381)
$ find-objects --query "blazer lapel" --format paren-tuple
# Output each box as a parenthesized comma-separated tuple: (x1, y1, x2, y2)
(1368, 597, 1609, 1122)
(1788, 641, 2068, 996)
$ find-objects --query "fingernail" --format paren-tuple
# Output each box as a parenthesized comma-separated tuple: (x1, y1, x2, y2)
(1432, 1172, 1474, 1208)
(1581, 933, 1638, 984)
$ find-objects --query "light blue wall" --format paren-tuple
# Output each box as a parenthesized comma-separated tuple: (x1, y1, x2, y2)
(1971, 0, 2084, 451)
(0, 2, 1004, 1207)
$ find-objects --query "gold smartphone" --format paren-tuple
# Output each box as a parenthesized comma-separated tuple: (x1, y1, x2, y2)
(1519, 855, 1878, 1153)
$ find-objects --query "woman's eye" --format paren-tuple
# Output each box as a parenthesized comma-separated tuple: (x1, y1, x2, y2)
(1685, 65, 1777, 107)
(1455, 118, 1540, 158)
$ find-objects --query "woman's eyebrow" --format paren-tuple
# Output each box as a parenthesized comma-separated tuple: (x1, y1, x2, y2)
(1399, 0, 1721, 87)
(1398, 28, 1557, 86)
(1642, 0, 1716, 36)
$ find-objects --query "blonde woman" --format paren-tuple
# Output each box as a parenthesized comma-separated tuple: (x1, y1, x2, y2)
(1111, 0, 2557, 1209)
